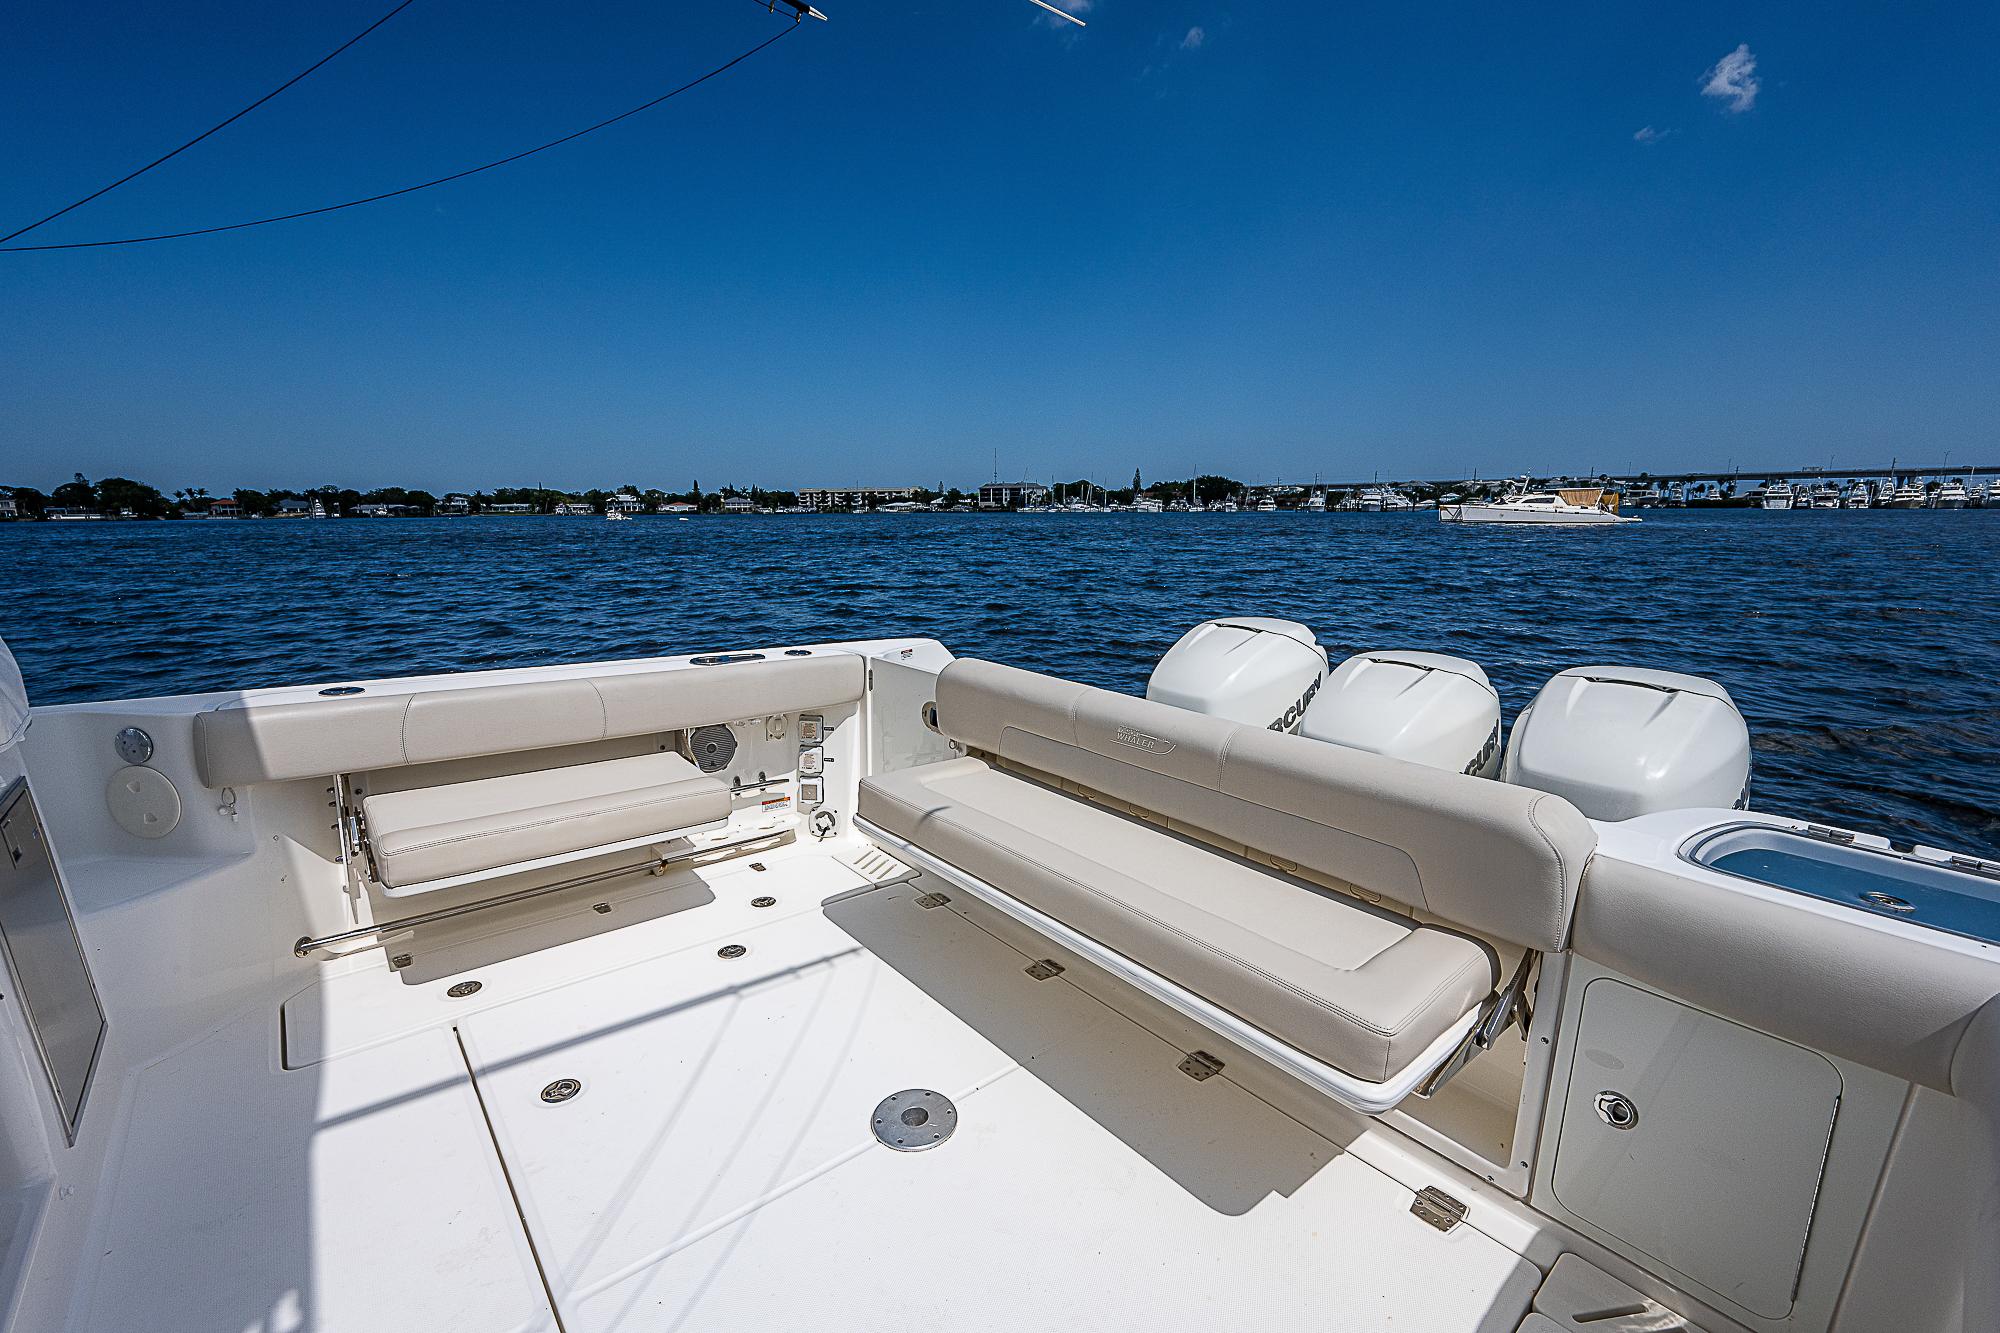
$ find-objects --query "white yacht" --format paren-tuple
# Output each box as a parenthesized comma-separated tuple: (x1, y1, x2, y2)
(1438, 486, 1639, 525)
(1381, 491, 1415, 512)
(1842, 483, 1873, 509)
(1356, 487, 1386, 512)
(1933, 478, 1970, 509)
(1809, 483, 1842, 510)
(1255, 494, 1278, 513)
(1760, 482, 1796, 510)
(1304, 490, 1327, 512)
(1882, 480, 1927, 509)
(1, 621, 1996, 1333)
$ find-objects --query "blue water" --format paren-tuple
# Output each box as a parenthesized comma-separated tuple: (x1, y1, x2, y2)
(5, 509, 1996, 856)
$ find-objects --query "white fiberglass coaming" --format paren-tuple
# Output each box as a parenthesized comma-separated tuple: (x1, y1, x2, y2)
(0, 627, 1996, 1333)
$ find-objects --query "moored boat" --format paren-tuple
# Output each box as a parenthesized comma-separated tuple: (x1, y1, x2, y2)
(1438, 486, 1638, 525)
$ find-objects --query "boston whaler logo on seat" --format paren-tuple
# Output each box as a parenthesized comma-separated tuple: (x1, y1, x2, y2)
(1113, 725, 1176, 754)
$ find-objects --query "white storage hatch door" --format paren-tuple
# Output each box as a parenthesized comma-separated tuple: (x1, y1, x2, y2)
(1551, 978, 1842, 1319)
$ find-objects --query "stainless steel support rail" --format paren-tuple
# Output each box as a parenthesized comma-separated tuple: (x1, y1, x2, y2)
(293, 827, 792, 958)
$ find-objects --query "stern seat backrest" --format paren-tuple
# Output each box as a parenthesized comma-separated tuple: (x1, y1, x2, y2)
(193, 653, 866, 788)
(934, 658, 1594, 953)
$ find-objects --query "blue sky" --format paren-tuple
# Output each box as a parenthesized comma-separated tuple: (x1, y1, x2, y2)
(4, 2, 1996, 491)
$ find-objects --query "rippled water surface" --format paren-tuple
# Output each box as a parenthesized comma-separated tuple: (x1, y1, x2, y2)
(5, 510, 1996, 856)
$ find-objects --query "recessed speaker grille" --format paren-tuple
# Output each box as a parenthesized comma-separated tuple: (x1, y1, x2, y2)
(685, 724, 737, 774)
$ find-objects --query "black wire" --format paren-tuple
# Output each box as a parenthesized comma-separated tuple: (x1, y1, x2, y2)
(0, 0, 423, 246)
(0, 23, 796, 253)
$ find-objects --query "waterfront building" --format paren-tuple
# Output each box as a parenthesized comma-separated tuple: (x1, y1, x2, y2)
(554, 502, 595, 517)
(656, 502, 697, 514)
(978, 481, 1052, 509)
(482, 502, 533, 514)
(797, 486, 921, 509)
(721, 496, 755, 513)
(275, 499, 311, 518)
(0, 493, 16, 520)
(607, 492, 644, 515)
(438, 494, 473, 516)
(209, 498, 240, 519)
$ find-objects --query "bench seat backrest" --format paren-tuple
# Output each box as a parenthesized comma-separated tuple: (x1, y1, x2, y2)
(934, 658, 1594, 953)
(194, 653, 864, 788)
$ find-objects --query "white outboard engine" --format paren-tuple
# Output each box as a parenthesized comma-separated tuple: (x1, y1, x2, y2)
(1147, 618, 1326, 732)
(1299, 651, 1502, 776)
(1504, 666, 1751, 820)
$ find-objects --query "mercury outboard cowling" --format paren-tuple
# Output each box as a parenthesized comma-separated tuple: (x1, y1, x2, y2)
(1504, 666, 1751, 820)
(1299, 651, 1502, 776)
(1147, 618, 1327, 732)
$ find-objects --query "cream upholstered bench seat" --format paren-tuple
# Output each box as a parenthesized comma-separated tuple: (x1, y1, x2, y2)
(855, 658, 1596, 1113)
(361, 752, 730, 895)
(861, 756, 1496, 1083)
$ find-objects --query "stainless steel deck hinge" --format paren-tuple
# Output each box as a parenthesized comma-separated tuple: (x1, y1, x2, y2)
(1024, 959, 1065, 981)
(1410, 1186, 1466, 1232)
(1178, 1051, 1225, 1082)
(913, 891, 951, 909)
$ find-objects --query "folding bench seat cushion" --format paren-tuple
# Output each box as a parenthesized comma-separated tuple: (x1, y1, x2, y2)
(861, 756, 1498, 1082)
(361, 752, 730, 890)
(856, 658, 1596, 1093)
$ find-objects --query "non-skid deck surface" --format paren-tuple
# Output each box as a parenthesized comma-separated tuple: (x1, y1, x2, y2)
(82, 853, 1536, 1332)
(460, 877, 1538, 1332)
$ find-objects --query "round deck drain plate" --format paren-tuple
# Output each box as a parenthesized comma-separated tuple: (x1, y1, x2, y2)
(446, 980, 482, 998)
(751, 896, 777, 908)
(541, 1078, 583, 1104)
(717, 943, 747, 959)
(872, 1089, 957, 1151)
(1861, 891, 1915, 914)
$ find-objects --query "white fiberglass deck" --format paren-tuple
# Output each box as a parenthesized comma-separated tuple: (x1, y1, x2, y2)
(73, 845, 1539, 1333)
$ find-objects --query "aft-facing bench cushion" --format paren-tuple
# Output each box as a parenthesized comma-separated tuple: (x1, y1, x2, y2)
(861, 757, 1498, 1082)
(361, 752, 729, 890)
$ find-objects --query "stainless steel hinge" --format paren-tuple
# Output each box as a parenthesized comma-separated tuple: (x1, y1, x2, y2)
(1178, 1051, 1225, 1082)
(913, 892, 951, 910)
(1410, 1186, 1466, 1232)
(1024, 959, 1065, 981)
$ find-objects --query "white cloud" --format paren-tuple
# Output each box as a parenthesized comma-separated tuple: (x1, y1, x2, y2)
(1633, 125, 1671, 144)
(1701, 44, 1760, 113)
(1181, 26, 1205, 50)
